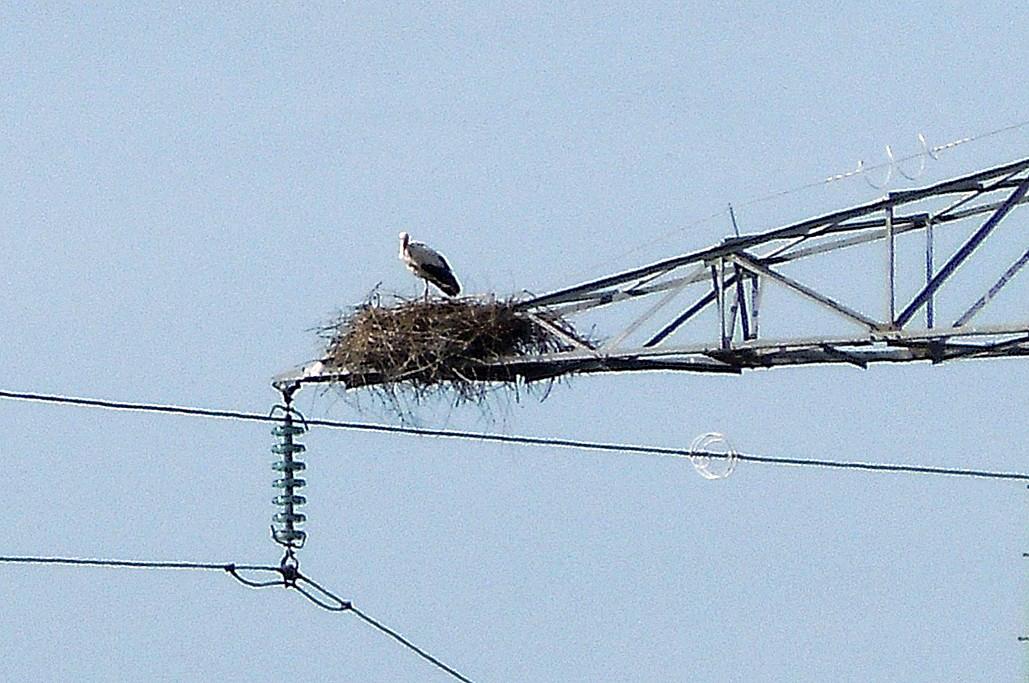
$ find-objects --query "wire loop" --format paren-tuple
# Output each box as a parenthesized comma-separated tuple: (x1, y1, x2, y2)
(225, 564, 286, 588)
(223, 557, 351, 612)
(294, 572, 353, 611)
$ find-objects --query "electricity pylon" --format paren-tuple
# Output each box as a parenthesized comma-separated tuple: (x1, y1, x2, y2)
(278, 157, 1029, 390)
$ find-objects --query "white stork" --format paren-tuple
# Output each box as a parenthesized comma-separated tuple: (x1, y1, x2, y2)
(398, 232, 461, 299)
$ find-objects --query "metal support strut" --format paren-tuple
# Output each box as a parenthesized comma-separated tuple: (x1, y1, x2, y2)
(270, 385, 308, 550)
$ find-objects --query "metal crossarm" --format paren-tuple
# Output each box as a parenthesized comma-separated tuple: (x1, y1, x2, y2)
(277, 157, 1029, 389)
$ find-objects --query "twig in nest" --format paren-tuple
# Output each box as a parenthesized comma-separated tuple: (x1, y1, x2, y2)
(319, 293, 587, 412)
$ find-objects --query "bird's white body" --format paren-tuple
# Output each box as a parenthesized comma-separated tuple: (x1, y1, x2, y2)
(398, 232, 461, 298)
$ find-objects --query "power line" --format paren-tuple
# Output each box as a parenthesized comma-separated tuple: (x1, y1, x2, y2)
(0, 554, 476, 683)
(2, 388, 1027, 482)
(737, 118, 1029, 208)
(576, 117, 1029, 278)
(0, 555, 258, 571)
(350, 606, 475, 683)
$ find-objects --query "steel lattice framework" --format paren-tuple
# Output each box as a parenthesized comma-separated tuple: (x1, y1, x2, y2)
(277, 157, 1029, 390)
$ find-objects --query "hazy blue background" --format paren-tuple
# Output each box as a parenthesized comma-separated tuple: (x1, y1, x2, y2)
(2, 3, 1027, 681)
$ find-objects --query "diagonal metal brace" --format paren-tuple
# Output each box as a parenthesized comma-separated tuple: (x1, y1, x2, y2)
(896, 176, 1029, 327)
(731, 254, 885, 331)
(954, 246, 1029, 327)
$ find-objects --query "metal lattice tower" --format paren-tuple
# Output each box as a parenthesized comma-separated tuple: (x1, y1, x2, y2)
(277, 157, 1029, 389)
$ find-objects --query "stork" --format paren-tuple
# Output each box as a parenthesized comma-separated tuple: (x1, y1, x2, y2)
(398, 232, 461, 300)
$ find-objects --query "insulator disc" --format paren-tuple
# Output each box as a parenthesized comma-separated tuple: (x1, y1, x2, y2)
(272, 460, 307, 472)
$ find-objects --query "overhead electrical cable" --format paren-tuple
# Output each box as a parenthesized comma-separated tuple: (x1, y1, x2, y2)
(2, 389, 1026, 482)
(574, 117, 1029, 279)
(0, 554, 476, 683)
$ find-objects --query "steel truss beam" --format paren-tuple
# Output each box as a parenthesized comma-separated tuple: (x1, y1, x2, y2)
(277, 158, 1029, 390)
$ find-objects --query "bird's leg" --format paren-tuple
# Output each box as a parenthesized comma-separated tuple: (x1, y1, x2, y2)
(423, 281, 429, 302)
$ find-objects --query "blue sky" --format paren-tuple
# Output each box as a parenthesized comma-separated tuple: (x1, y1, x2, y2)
(2, 3, 1027, 681)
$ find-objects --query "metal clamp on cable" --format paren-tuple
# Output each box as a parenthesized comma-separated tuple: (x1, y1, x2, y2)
(279, 548, 299, 586)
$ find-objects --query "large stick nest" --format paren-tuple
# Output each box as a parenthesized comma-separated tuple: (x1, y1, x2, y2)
(321, 294, 587, 407)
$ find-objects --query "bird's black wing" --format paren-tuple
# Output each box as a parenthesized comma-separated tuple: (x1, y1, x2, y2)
(421, 259, 461, 296)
